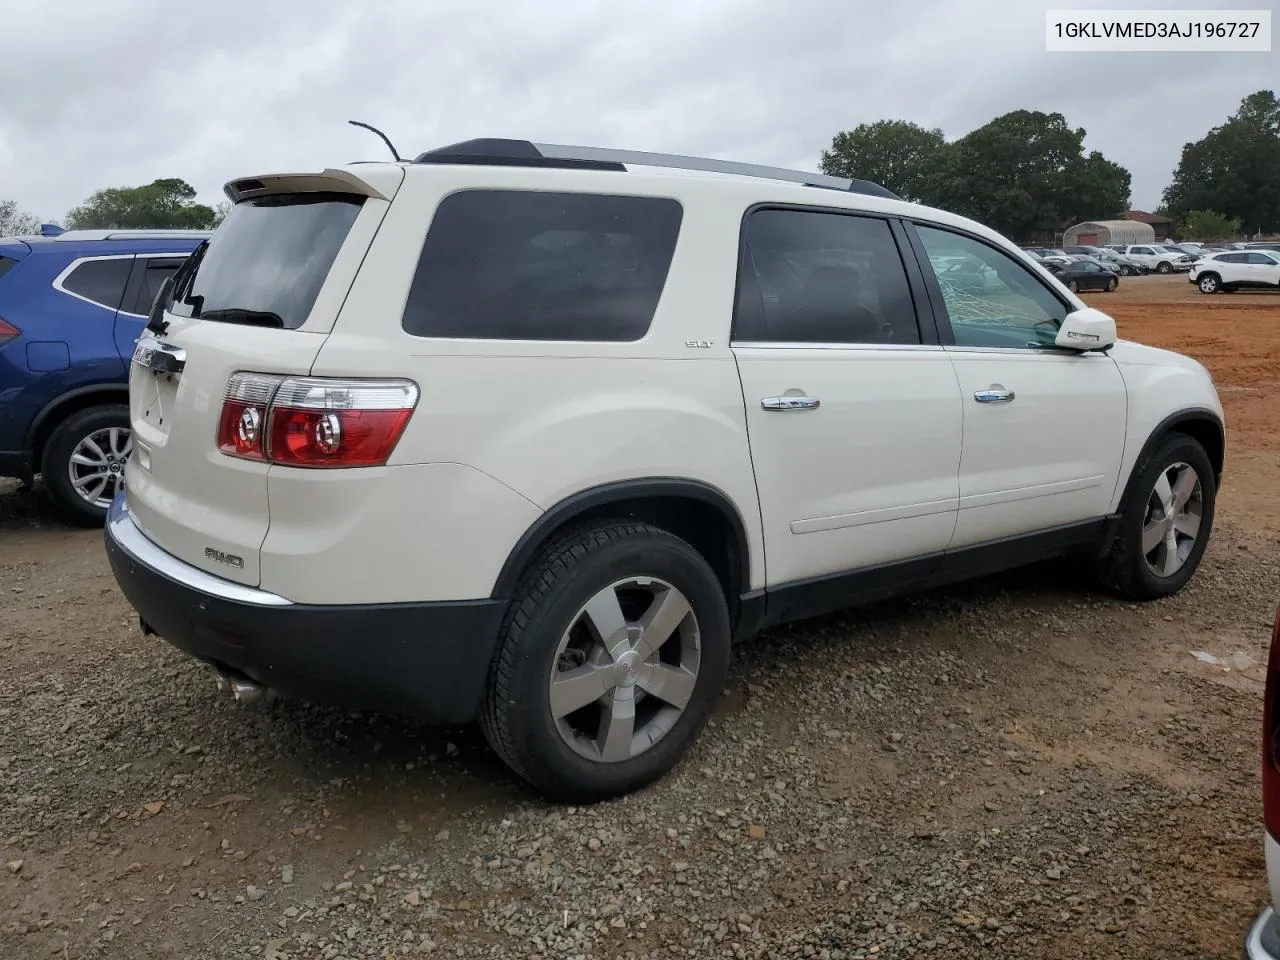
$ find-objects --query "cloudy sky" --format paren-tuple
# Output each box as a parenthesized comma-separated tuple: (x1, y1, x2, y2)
(1, 0, 1275, 222)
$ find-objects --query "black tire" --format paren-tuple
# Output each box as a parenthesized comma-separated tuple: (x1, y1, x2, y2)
(41, 405, 130, 527)
(1157, 261, 1173, 274)
(1106, 277, 1118, 292)
(480, 520, 731, 803)
(1197, 273, 1220, 294)
(1067, 279, 1079, 293)
(1097, 433, 1216, 601)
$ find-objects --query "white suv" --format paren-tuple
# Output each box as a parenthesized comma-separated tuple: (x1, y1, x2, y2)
(1117, 244, 1195, 273)
(104, 139, 1225, 802)
(1191, 250, 1280, 294)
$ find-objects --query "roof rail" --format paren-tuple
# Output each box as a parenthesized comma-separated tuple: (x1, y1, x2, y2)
(412, 138, 900, 200)
(53, 229, 214, 242)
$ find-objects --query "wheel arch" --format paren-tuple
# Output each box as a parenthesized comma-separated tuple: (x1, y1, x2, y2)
(491, 478, 753, 625)
(27, 384, 129, 472)
(1116, 408, 1225, 508)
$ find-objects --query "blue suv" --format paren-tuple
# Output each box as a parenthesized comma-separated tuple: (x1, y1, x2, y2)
(0, 227, 208, 524)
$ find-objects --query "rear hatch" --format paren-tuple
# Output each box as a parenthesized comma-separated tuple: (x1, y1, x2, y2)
(124, 168, 403, 586)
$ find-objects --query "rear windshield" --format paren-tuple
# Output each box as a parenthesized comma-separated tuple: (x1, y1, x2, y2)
(169, 193, 363, 329)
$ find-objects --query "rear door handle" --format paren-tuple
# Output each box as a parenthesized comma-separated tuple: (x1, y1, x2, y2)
(974, 387, 1015, 403)
(761, 396, 821, 412)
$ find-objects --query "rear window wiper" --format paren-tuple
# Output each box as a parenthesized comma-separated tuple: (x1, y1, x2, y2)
(199, 308, 286, 328)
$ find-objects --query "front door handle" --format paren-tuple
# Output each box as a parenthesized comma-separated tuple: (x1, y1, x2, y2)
(761, 395, 821, 412)
(974, 387, 1015, 404)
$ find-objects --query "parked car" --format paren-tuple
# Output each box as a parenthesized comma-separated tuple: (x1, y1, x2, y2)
(1244, 603, 1280, 958)
(0, 228, 208, 523)
(1164, 243, 1206, 261)
(1189, 250, 1280, 293)
(1085, 247, 1149, 276)
(104, 138, 1225, 802)
(1045, 257, 1121, 292)
(1116, 244, 1194, 273)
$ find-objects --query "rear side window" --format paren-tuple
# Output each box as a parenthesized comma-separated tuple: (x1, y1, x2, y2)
(60, 257, 131, 311)
(0, 256, 18, 282)
(733, 208, 920, 345)
(402, 190, 683, 341)
(170, 193, 363, 329)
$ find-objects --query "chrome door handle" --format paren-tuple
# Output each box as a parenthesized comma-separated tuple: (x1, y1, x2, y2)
(761, 395, 821, 412)
(974, 387, 1015, 403)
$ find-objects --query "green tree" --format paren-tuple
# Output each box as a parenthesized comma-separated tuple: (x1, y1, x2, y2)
(64, 178, 217, 230)
(819, 120, 945, 201)
(1179, 209, 1243, 241)
(211, 201, 231, 227)
(916, 110, 1130, 241)
(0, 199, 40, 237)
(1162, 90, 1280, 235)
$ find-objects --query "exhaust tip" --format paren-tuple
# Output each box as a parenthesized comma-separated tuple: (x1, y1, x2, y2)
(212, 666, 277, 709)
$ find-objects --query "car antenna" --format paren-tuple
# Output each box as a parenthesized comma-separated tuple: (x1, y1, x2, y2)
(348, 120, 402, 162)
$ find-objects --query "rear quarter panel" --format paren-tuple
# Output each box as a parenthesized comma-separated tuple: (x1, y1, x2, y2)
(303, 165, 766, 598)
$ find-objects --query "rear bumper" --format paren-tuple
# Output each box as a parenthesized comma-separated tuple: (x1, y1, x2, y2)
(1247, 907, 1280, 959)
(103, 493, 507, 724)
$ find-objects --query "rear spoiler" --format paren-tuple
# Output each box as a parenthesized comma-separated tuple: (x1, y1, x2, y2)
(223, 166, 403, 204)
(0, 238, 32, 259)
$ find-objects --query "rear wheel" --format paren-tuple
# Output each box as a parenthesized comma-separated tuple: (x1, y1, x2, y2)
(1067, 279, 1079, 293)
(481, 521, 731, 803)
(1106, 277, 1118, 292)
(1097, 433, 1215, 601)
(41, 405, 131, 527)
(1157, 261, 1173, 274)
(1197, 273, 1220, 294)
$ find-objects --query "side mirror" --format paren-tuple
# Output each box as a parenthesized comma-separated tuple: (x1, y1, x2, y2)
(1055, 307, 1117, 352)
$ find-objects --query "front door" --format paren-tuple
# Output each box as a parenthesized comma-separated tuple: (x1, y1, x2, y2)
(909, 223, 1128, 548)
(730, 207, 963, 608)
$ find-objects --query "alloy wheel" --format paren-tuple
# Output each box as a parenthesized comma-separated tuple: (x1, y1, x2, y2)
(1142, 461, 1202, 578)
(68, 427, 131, 508)
(549, 577, 701, 763)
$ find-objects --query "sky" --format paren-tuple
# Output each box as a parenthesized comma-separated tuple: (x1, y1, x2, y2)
(0, 0, 1275, 222)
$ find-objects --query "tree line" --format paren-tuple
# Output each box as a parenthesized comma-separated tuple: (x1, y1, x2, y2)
(2, 90, 1276, 242)
(819, 89, 1278, 242)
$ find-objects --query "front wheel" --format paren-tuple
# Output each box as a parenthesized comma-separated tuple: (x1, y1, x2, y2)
(1157, 261, 1173, 274)
(1197, 273, 1220, 294)
(480, 521, 731, 802)
(41, 405, 131, 527)
(1097, 433, 1216, 601)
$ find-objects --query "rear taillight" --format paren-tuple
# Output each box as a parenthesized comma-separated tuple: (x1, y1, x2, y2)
(1263, 604, 1280, 838)
(216, 374, 418, 468)
(0, 318, 19, 347)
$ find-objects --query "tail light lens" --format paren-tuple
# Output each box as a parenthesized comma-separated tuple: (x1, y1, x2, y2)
(216, 374, 418, 468)
(1263, 604, 1280, 838)
(0, 318, 20, 348)
(217, 373, 283, 461)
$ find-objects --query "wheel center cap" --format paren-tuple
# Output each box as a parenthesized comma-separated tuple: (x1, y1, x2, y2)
(615, 650, 642, 687)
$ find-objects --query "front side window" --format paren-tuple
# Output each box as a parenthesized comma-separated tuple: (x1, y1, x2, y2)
(402, 190, 683, 341)
(915, 225, 1067, 349)
(1247, 252, 1279, 265)
(170, 193, 364, 329)
(733, 209, 920, 345)
(60, 257, 131, 311)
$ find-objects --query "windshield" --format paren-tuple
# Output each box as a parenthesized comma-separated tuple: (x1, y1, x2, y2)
(169, 193, 363, 329)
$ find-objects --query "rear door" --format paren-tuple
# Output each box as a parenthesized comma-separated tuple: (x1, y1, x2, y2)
(125, 170, 402, 586)
(730, 207, 962, 609)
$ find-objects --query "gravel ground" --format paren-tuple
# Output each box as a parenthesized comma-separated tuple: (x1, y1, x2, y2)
(2, 279, 1278, 959)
